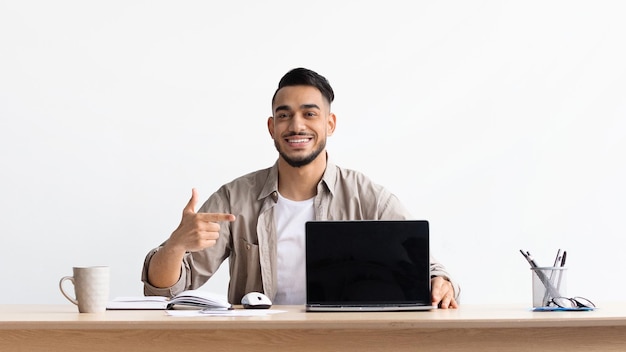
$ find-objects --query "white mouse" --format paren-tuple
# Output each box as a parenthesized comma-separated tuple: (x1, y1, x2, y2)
(241, 292, 272, 309)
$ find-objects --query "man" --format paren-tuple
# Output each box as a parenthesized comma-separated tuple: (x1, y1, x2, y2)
(142, 68, 460, 308)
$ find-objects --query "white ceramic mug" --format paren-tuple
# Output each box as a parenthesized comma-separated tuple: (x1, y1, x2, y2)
(59, 266, 110, 313)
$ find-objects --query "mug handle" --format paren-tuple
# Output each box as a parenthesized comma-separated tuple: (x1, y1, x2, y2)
(59, 276, 78, 305)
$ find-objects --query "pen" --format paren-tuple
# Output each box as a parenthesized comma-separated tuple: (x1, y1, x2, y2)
(552, 249, 562, 268)
(556, 250, 567, 293)
(544, 249, 562, 304)
(519, 250, 536, 267)
(525, 251, 540, 268)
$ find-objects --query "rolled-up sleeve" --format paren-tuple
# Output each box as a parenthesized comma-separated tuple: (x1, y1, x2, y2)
(141, 247, 189, 297)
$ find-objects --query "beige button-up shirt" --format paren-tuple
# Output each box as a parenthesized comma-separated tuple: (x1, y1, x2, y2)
(142, 160, 460, 303)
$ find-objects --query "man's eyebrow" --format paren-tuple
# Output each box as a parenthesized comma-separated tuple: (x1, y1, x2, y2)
(274, 105, 291, 113)
(301, 104, 321, 110)
(274, 104, 321, 113)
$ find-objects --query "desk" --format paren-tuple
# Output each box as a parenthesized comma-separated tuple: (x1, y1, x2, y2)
(1, 304, 626, 351)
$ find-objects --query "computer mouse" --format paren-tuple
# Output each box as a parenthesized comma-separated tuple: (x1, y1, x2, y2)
(241, 292, 272, 309)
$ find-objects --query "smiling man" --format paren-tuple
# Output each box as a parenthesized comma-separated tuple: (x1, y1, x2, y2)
(142, 68, 460, 308)
(271, 85, 332, 169)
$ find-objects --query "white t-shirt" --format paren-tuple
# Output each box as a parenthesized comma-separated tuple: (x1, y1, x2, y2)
(272, 192, 314, 305)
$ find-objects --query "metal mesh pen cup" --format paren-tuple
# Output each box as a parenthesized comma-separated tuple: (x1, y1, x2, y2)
(531, 266, 567, 308)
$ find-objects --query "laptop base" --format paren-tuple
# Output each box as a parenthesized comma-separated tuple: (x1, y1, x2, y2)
(306, 304, 437, 312)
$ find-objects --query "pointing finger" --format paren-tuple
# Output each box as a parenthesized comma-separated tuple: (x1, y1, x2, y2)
(197, 213, 237, 223)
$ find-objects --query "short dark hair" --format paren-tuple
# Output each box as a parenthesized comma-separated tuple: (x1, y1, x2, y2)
(272, 68, 335, 106)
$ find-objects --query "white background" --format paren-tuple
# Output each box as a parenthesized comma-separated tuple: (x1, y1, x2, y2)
(1, 1, 625, 306)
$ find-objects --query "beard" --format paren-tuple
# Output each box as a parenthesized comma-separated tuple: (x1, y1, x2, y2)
(274, 134, 326, 168)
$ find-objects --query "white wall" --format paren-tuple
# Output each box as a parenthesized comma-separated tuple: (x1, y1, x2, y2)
(1, 1, 625, 306)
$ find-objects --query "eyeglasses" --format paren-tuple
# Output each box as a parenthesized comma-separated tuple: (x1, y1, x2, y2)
(549, 296, 596, 309)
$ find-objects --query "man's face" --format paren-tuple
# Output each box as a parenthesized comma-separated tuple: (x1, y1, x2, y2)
(268, 85, 336, 168)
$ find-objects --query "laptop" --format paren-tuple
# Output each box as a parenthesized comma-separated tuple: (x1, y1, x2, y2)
(305, 220, 435, 312)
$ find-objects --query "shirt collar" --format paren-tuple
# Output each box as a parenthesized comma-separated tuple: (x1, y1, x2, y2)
(257, 153, 337, 201)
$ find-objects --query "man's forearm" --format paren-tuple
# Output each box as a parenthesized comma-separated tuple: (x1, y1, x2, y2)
(147, 244, 186, 288)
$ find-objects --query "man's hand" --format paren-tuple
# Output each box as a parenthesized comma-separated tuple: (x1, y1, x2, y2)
(167, 188, 236, 253)
(431, 276, 458, 309)
(147, 188, 235, 288)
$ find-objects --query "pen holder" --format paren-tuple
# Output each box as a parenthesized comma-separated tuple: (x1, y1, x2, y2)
(531, 266, 567, 308)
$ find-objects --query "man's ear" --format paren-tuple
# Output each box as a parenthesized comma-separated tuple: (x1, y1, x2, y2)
(267, 116, 275, 139)
(327, 113, 337, 136)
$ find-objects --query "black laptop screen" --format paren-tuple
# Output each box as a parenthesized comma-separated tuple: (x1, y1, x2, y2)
(305, 220, 430, 306)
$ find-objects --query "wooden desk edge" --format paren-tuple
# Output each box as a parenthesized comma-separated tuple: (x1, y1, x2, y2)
(2, 303, 626, 331)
